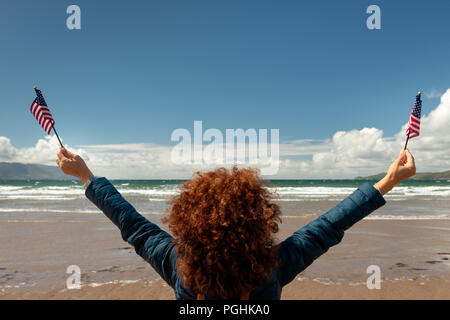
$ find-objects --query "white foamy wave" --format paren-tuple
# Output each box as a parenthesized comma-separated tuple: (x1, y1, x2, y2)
(272, 186, 450, 200)
(366, 215, 450, 220)
(270, 187, 355, 196)
(118, 188, 178, 196)
(386, 186, 450, 198)
(0, 186, 84, 196)
(82, 279, 151, 288)
(0, 186, 24, 191)
(2, 184, 450, 202)
(0, 208, 99, 213)
(274, 198, 338, 202)
(0, 185, 178, 201)
(0, 219, 96, 223)
(0, 187, 82, 199)
(0, 196, 77, 201)
(281, 214, 450, 220)
(282, 214, 319, 219)
(147, 197, 167, 202)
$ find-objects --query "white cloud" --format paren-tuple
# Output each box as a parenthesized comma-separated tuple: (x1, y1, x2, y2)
(424, 88, 443, 99)
(1, 89, 449, 179)
(0, 135, 86, 166)
(0, 137, 18, 161)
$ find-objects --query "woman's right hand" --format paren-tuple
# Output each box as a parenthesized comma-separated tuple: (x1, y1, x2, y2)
(375, 148, 416, 195)
(56, 147, 94, 184)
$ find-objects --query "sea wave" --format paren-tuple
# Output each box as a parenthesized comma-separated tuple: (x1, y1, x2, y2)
(0, 196, 78, 201)
(270, 214, 450, 220)
(272, 187, 355, 195)
(388, 186, 450, 197)
(2, 184, 450, 201)
(270, 186, 450, 198)
(0, 185, 178, 201)
(366, 214, 450, 220)
(119, 189, 178, 196)
(0, 208, 99, 213)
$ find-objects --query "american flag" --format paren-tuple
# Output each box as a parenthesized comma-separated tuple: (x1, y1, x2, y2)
(30, 88, 55, 134)
(406, 93, 422, 139)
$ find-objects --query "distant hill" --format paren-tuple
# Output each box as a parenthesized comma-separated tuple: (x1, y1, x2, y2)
(355, 170, 450, 180)
(0, 162, 69, 180)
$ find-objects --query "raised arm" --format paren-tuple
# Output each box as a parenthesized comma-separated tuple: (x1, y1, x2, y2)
(277, 149, 416, 286)
(56, 147, 178, 287)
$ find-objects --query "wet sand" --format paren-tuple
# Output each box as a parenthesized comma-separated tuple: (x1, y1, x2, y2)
(1, 216, 449, 299)
(3, 276, 448, 300)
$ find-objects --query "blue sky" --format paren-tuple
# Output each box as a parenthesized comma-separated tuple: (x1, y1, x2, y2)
(1, 0, 450, 178)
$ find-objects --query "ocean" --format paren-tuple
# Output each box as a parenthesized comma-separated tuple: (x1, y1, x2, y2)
(1, 179, 450, 221)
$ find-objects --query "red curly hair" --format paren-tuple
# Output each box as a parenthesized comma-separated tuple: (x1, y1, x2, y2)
(163, 166, 282, 299)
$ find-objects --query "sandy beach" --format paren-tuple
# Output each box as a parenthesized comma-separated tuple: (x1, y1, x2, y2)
(1, 215, 449, 300)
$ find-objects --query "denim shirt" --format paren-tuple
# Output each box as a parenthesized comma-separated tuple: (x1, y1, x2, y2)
(85, 177, 385, 300)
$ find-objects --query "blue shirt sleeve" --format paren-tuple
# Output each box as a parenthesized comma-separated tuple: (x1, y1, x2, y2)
(85, 177, 178, 288)
(276, 182, 386, 286)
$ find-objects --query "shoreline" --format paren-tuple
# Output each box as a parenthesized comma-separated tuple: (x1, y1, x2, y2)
(2, 276, 449, 300)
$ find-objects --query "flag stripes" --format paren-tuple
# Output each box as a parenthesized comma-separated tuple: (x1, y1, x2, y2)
(30, 89, 55, 135)
(405, 93, 422, 140)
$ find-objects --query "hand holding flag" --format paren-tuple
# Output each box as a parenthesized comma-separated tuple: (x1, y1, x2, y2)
(30, 86, 63, 147)
(375, 148, 416, 195)
(56, 147, 94, 184)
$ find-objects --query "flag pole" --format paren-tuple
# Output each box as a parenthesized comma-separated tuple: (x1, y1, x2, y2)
(34, 86, 63, 148)
(404, 131, 410, 150)
(404, 91, 422, 150)
(52, 125, 64, 148)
